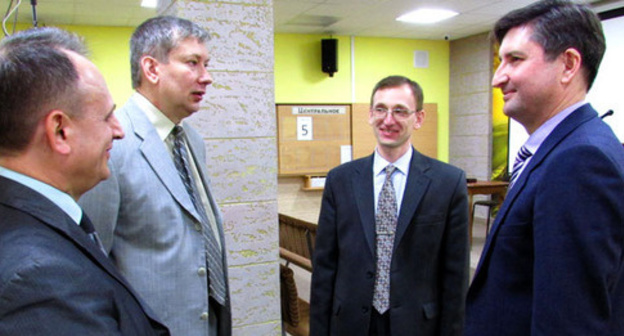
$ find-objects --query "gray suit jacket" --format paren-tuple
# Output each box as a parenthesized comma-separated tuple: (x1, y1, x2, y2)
(80, 97, 232, 336)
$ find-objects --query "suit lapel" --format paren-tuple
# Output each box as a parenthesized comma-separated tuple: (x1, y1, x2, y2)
(352, 150, 432, 254)
(123, 103, 202, 223)
(0, 177, 163, 323)
(395, 150, 431, 249)
(473, 105, 598, 278)
(352, 155, 376, 254)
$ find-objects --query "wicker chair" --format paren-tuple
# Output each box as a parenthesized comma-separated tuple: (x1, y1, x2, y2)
(278, 213, 316, 272)
(279, 213, 317, 336)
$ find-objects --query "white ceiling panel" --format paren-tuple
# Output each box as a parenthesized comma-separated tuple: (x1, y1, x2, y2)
(1, 0, 622, 40)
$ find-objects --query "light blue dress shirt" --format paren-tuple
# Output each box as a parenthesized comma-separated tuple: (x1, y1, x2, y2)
(0, 166, 82, 224)
(516, 101, 587, 181)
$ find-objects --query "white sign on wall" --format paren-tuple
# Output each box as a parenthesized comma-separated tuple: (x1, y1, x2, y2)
(297, 116, 313, 141)
(292, 106, 346, 115)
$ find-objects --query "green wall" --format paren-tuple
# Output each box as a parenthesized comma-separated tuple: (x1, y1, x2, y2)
(275, 34, 450, 161)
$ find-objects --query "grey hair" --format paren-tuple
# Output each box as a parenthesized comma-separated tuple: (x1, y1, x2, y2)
(130, 15, 211, 89)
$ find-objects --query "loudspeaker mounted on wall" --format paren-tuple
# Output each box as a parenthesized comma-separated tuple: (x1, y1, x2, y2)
(321, 38, 338, 77)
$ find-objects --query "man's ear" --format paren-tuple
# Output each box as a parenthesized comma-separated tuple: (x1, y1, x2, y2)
(413, 110, 426, 130)
(561, 48, 582, 85)
(44, 110, 72, 155)
(141, 56, 160, 85)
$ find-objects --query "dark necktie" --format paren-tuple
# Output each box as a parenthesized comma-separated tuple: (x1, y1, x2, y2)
(509, 145, 532, 189)
(171, 125, 227, 305)
(80, 214, 107, 255)
(373, 164, 397, 314)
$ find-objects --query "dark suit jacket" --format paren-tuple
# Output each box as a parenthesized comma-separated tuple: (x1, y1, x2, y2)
(466, 104, 624, 335)
(310, 148, 469, 336)
(0, 176, 169, 335)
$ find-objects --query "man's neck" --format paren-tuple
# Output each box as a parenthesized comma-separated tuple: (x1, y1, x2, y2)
(377, 144, 410, 163)
(525, 89, 586, 135)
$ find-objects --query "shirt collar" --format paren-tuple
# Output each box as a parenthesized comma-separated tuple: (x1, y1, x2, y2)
(373, 146, 413, 177)
(524, 101, 587, 154)
(0, 166, 82, 224)
(132, 92, 177, 142)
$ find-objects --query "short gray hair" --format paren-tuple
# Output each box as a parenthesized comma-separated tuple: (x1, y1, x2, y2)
(130, 16, 211, 89)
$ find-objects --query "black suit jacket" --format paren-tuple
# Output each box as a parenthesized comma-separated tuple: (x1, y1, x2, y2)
(310, 149, 469, 336)
(0, 176, 169, 335)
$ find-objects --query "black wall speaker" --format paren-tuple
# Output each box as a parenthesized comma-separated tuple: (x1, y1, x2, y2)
(321, 38, 338, 77)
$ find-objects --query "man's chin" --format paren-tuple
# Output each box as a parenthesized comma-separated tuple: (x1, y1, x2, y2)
(100, 168, 111, 181)
(377, 137, 402, 148)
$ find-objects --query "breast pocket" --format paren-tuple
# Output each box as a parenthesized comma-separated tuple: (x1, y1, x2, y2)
(413, 212, 445, 226)
(497, 221, 531, 238)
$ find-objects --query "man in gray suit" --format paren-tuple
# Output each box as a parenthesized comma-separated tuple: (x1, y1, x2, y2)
(80, 16, 231, 336)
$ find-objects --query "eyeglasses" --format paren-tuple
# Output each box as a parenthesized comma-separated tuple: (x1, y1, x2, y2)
(371, 107, 416, 120)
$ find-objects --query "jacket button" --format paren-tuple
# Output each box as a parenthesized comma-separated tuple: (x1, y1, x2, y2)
(200, 312, 208, 320)
(366, 271, 374, 279)
(362, 307, 369, 314)
(198, 267, 207, 276)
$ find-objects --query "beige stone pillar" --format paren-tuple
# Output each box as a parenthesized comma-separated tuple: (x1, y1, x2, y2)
(158, 0, 280, 334)
(449, 33, 493, 181)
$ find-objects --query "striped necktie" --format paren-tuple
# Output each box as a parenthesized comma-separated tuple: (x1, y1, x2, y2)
(509, 145, 532, 189)
(171, 125, 227, 305)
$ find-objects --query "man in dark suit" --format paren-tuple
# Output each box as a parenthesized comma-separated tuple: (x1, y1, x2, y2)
(310, 75, 469, 336)
(0, 27, 169, 335)
(466, 1, 624, 335)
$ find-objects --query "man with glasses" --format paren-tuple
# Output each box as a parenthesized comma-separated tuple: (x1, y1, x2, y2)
(310, 75, 469, 336)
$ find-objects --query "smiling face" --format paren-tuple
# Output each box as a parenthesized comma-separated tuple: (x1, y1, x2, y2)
(492, 25, 566, 133)
(152, 37, 213, 123)
(368, 83, 424, 161)
(66, 51, 124, 197)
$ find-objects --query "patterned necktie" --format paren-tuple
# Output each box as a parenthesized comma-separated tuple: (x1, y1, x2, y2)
(373, 164, 397, 314)
(171, 126, 227, 305)
(80, 213, 107, 255)
(509, 145, 532, 189)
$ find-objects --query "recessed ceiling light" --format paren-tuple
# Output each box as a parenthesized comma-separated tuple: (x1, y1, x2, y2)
(396, 8, 459, 24)
(141, 0, 157, 8)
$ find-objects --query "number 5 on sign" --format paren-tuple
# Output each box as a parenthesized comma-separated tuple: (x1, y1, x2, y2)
(297, 116, 313, 141)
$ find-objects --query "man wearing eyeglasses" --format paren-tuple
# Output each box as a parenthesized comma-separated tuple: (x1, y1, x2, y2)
(311, 75, 469, 336)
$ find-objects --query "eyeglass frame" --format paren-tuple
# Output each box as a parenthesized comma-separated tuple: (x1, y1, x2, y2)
(370, 106, 421, 120)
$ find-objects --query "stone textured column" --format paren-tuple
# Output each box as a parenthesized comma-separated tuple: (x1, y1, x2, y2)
(158, 0, 280, 334)
(449, 33, 493, 181)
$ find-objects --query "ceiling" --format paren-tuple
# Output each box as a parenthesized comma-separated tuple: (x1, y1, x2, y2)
(3, 0, 624, 40)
